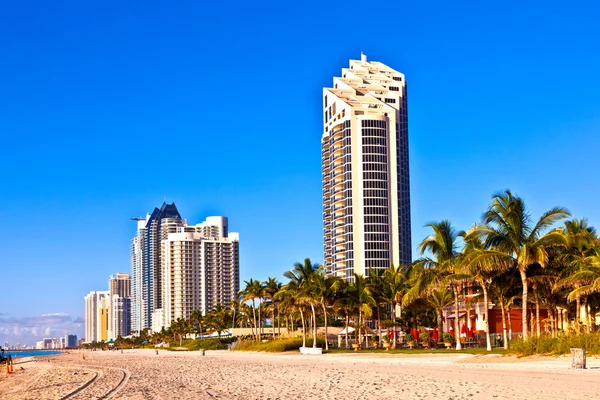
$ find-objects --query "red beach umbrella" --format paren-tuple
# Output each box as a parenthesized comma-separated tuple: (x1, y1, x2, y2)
(432, 328, 438, 341)
(468, 329, 474, 339)
(461, 324, 467, 334)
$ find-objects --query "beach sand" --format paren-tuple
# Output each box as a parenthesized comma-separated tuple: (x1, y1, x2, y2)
(2, 349, 600, 399)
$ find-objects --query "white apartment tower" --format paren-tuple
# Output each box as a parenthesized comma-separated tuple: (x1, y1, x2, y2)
(108, 272, 131, 339)
(322, 54, 411, 280)
(131, 203, 240, 333)
(84, 290, 109, 343)
(158, 216, 240, 329)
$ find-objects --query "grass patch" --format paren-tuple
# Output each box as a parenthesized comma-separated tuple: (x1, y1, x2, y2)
(167, 337, 236, 351)
(509, 333, 600, 357)
(233, 337, 326, 352)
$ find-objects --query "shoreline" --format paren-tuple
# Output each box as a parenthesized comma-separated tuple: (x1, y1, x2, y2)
(2, 350, 599, 399)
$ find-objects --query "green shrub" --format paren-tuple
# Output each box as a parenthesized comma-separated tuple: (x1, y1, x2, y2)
(168, 337, 236, 351)
(509, 333, 600, 356)
(233, 337, 326, 352)
(442, 333, 454, 342)
(404, 333, 414, 342)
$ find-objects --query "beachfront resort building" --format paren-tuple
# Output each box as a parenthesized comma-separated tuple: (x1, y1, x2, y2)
(130, 203, 240, 333)
(84, 290, 110, 343)
(322, 54, 411, 280)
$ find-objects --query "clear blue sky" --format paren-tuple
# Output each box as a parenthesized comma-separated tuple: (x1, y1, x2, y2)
(1, 1, 599, 345)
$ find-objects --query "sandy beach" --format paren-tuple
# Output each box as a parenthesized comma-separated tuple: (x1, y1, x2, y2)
(2, 350, 600, 399)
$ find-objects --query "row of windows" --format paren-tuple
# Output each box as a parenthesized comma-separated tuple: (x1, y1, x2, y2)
(361, 128, 387, 137)
(363, 189, 388, 198)
(363, 155, 387, 163)
(361, 120, 387, 128)
(365, 242, 390, 250)
(362, 145, 387, 155)
(364, 180, 389, 189)
(365, 224, 390, 233)
(363, 163, 388, 172)
(364, 198, 388, 206)
(362, 137, 387, 146)
(365, 215, 389, 224)
(389, 86, 399, 91)
(363, 172, 387, 181)
(384, 98, 396, 103)
(363, 206, 389, 216)
(365, 260, 391, 269)
(365, 233, 390, 242)
(365, 251, 390, 259)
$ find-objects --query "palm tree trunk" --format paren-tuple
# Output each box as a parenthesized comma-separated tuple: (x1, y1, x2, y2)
(519, 268, 529, 340)
(272, 307, 276, 339)
(499, 296, 508, 350)
(482, 284, 491, 351)
(300, 309, 306, 348)
(437, 308, 443, 345)
(392, 302, 397, 349)
(322, 302, 329, 351)
(585, 296, 591, 333)
(507, 306, 513, 340)
(345, 313, 349, 348)
(453, 286, 462, 350)
(575, 295, 581, 332)
(377, 305, 381, 348)
(310, 303, 317, 348)
(251, 299, 258, 341)
(535, 293, 541, 337)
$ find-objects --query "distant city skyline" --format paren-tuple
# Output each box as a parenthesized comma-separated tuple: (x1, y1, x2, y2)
(2, 1, 600, 345)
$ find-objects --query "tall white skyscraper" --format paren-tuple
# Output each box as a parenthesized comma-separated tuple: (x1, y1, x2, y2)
(130, 202, 183, 333)
(157, 216, 239, 329)
(84, 290, 109, 343)
(322, 54, 411, 280)
(108, 272, 131, 339)
(131, 203, 239, 333)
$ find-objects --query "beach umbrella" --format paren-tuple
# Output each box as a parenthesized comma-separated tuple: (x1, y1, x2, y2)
(432, 328, 438, 341)
(461, 324, 467, 334)
(468, 329, 474, 339)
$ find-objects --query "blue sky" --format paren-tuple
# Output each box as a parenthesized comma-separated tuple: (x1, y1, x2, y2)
(1, 1, 599, 345)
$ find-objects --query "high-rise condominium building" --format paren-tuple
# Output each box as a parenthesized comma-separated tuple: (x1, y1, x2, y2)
(157, 216, 239, 329)
(108, 272, 131, 339)
(84, 290, 109, 342)
(131, 203, 239, 332)
(322, 54, 411, 280)
(131, 202, 184, 333)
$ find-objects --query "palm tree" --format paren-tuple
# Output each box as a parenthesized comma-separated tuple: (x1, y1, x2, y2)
(413, 220, 464, 350)
(206, 304, 231, 338)
(284, 258, 321, 348)
(382, 265, 409, 349)
(313, 270, 336, 350)
(556, 218, 598, 332)
(347, 273, 375, 348)
(189, 309, 204, 338)
(332, 278, 353, 348)
(460, 232, 511, 350)
(241, 279, 265, 341)
(466, 190, 570, 340)
(426, 287, 454, 343)
(264, 277, 282, 339)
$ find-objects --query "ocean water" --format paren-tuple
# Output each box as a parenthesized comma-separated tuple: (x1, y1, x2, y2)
(3, 350, 63, 359)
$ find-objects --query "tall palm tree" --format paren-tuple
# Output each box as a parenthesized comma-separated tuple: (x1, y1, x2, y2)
(313, 270, 336, 350)
(413, 220, 464, 350)
(466, 190, 570, 340)
(264, 277, 282, 339)
(189, 309, 204, 338)
(347, 273, 375, 348)
(556, 218, 598, 331)
(241, 279, 265, 341)
(460, 232, 511, 350)
(284, 258, 321, 348)
(382, 265, 409, 349)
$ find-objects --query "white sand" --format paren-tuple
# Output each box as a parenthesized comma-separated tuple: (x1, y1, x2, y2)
(2, 350, 600, 399)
